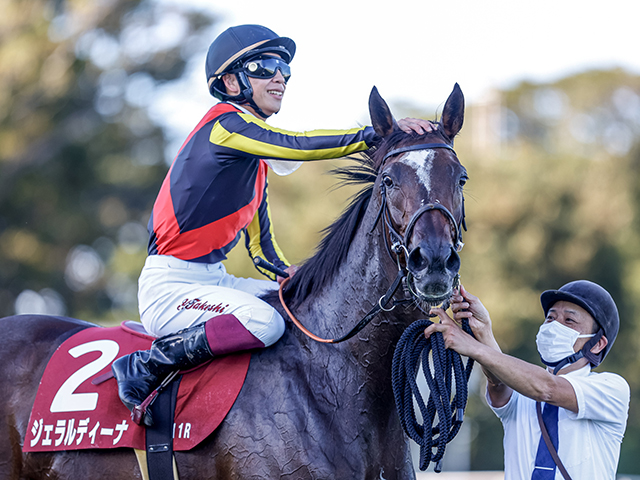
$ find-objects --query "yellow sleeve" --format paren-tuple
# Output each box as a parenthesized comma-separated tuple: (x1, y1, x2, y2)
(244, 184, 289, 280)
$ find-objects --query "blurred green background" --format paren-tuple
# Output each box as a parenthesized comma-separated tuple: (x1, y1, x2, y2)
(1, 0, 638, 474)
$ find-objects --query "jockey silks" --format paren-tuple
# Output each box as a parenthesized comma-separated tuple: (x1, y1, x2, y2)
(147, 102, 377, 276)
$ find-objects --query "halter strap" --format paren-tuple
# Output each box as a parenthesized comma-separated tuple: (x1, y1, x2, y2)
(278, 269, 407, 344)
(382, 143, 456, 164)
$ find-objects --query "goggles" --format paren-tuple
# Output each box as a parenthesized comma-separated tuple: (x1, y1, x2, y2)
(242, 57, 291, 83)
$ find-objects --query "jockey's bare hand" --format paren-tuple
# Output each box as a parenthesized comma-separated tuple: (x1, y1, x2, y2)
(397, 118, 437, 135)
(278, 265, 298, 284)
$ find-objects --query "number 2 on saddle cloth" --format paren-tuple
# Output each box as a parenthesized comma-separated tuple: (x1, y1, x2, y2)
(23, 322, 250, 453)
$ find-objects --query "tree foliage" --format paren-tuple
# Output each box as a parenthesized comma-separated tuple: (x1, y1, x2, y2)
(0, 0, 216, 322)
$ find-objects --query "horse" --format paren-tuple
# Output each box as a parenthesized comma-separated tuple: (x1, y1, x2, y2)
(0, 84, 466, 480)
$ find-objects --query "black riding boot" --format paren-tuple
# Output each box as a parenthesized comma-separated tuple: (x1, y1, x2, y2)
(111, 322, 214, 426)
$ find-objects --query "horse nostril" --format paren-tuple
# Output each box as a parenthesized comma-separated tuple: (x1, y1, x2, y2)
(408, 244, 460, 275)
(408, 247, 428, 272)
(446, 247, 461, 273)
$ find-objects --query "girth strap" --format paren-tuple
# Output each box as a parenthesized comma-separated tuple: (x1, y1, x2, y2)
(145, 376, 182, 480)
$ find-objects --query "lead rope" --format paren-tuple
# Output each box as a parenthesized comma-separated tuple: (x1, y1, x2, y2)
(391, 318, 475, 472)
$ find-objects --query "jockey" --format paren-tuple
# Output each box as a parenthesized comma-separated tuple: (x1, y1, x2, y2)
(111, 24, 435, 426)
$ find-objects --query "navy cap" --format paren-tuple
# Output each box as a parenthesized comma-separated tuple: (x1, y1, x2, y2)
(540, 280, 619, 359)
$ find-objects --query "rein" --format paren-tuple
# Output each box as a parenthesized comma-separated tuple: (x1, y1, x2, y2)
(278, 269, 407, 344)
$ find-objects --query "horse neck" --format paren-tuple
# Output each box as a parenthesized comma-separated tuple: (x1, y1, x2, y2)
(294, 197, 406, 365)
(280, 198, 414, 452)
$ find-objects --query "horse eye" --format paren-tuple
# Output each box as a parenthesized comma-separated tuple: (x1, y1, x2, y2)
(459, 176, 468, 187)
(383, 176, 394, 188)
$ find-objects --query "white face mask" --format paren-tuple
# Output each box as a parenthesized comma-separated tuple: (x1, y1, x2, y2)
(535, 320, 595, 364)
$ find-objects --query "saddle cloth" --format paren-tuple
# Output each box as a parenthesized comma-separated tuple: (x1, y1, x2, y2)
(23, 321, 250, 452)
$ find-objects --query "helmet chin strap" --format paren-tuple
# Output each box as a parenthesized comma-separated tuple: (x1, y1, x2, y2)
(543, 351, 584, 375)
(236, 72, 272, 120)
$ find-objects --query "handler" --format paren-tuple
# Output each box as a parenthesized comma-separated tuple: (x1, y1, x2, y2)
(426, 280, 630, 479)
(112, 24, 435, 426)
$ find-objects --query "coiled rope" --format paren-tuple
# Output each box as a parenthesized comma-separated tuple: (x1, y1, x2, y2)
(391, 318, 475, 472)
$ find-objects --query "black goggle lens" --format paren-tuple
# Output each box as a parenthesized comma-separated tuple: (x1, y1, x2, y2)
(243, 58, 291, 82)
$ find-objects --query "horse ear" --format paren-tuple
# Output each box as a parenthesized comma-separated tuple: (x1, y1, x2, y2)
(369, 86, 398, 138)
(441, 83, 465, 141)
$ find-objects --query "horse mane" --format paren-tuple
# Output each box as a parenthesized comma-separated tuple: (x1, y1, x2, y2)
(282, 127, 450, 306)
(281, 149, 377, 306)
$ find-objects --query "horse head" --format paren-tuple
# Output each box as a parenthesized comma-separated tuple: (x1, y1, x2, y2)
(281, 83, 466, 337)
(369, 84, 466, 307)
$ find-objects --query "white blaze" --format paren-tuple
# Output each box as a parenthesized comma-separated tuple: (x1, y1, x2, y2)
(401, 150, 435, 194)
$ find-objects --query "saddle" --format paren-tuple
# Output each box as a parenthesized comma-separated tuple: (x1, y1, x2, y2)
(23, 321, 250, 453)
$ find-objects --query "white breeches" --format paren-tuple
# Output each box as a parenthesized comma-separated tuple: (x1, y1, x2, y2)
(137, 255, 285, 347)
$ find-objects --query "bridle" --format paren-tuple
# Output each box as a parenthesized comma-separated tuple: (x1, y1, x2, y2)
(280, 139, 475, 473)
(278, 142, 467, 343)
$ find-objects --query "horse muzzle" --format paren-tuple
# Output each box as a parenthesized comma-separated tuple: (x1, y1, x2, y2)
(406, 241, 461, 304)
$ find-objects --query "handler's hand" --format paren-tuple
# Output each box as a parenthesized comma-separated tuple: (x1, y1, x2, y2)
(449, 285, 493, 340)
(397, 118, 437, 135)
(425, 307, 480, 358)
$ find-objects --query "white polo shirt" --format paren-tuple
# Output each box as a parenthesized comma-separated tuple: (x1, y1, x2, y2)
(488, 365, 630, 480)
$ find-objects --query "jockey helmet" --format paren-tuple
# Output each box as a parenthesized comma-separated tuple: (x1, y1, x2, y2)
(206, 24, 296, 112)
